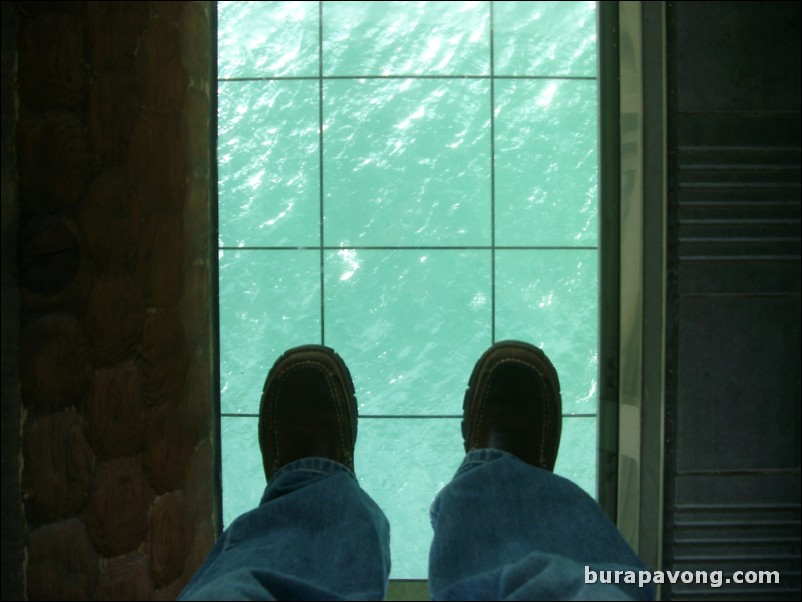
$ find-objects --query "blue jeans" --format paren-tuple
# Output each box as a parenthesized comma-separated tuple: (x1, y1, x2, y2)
(180, 450, 654, 600)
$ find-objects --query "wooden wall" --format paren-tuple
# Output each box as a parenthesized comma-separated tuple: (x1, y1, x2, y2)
(5, 2, 218, 599)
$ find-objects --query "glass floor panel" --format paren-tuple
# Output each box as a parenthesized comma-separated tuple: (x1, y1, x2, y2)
(218, 0, 599, 580)
(221, 416, 597, 577)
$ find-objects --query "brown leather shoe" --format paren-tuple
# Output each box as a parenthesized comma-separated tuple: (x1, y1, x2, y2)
(258, 345, 358, 481)
(462, 340, 562, 471)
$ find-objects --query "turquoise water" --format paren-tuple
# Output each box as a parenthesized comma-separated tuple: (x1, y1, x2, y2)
(218, 0, 598, 579)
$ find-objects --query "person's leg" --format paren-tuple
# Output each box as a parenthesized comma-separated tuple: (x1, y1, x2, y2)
(180, 458, 390, 600)
(428, 341, 653, 601)
(429, 450, 651, 600)
(180, 346, 391, 601)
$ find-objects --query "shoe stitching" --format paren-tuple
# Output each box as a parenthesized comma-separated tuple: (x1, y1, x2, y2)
(536, 370, 550, 468)
(473, 355, 557, 469)
(277, 360, 349, 466)
(268, 358, 354, 473)
(271, 361, 347, 471)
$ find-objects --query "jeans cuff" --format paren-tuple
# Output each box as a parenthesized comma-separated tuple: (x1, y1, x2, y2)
(260, 457, 358, 506)
(269, 457, 355, 482)
(455, 448, 529, 477)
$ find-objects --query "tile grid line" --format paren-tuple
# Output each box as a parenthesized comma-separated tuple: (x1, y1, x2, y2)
(222, 413, 598, 419)
(219, 74, 598, 82)
(220, 246, 600, 251)
(318, 0, 326, 346)
(490, 1, 496, 344)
